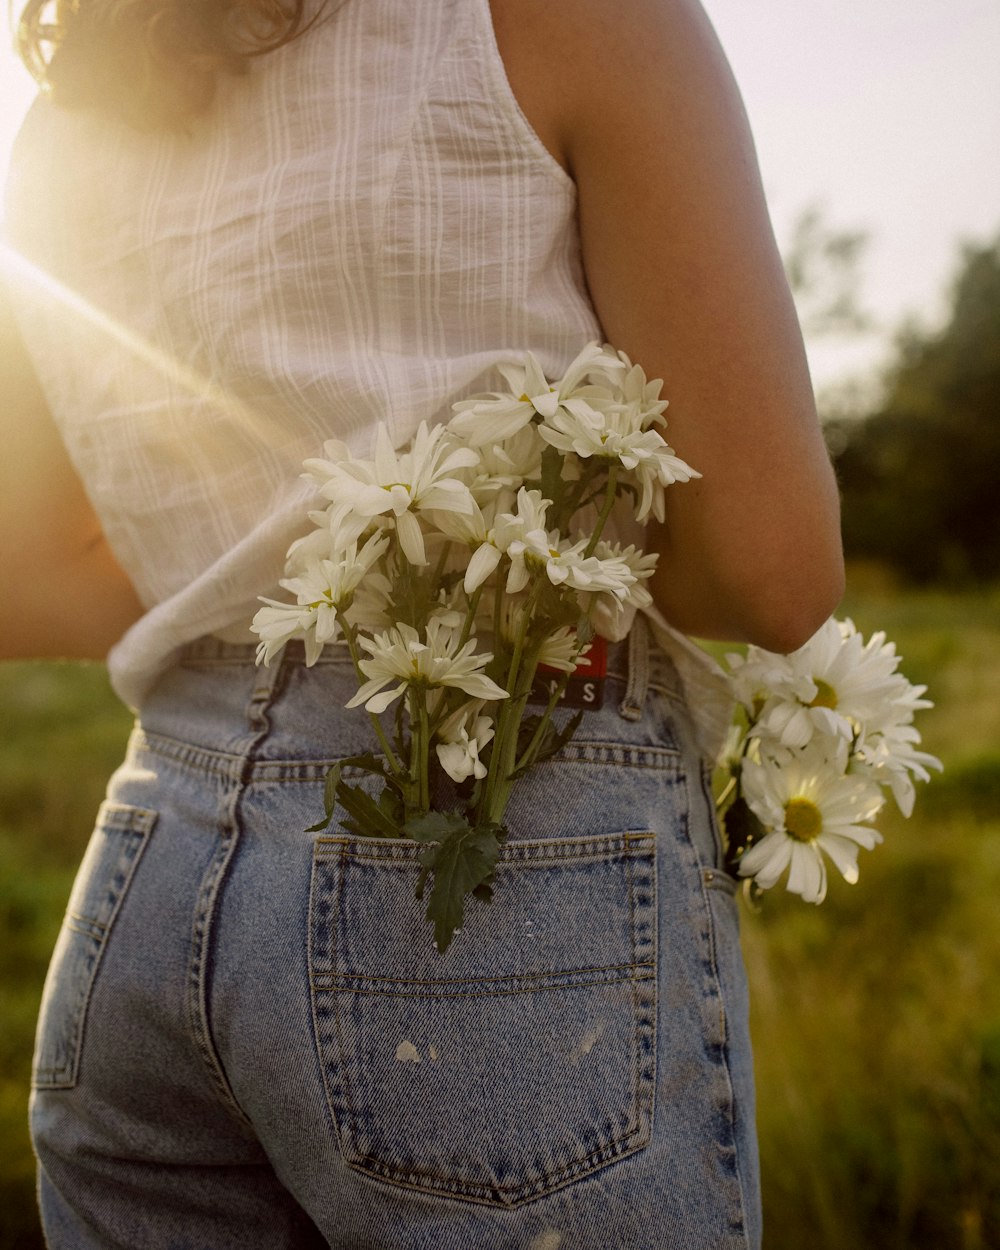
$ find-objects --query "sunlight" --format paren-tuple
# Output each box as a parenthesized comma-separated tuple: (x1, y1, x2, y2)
(0, 36, 36, 186)
(1, 240, 291, 448)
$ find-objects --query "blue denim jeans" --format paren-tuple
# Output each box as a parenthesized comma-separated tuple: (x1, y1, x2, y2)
(30, 623, 760, 1249)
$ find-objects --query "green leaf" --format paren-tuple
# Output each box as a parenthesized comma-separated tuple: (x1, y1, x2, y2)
(513, 707, 584, 777)
(340, 751, 391, 778)
(403, 810, 471, 844)
(377, 785, 405, 828)
(417, 821, 504, 953)
(574, 615, 596, 645)
(472, 878, 495, 903)
(305, 763, 342, 832)
(335, 780, 403, 839)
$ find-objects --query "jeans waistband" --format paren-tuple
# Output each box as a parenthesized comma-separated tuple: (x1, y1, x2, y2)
(179, 617, 682, 712)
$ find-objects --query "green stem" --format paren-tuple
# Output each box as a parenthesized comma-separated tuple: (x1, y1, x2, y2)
(480, 631, 546, 825)
(492, 565, 503, 650)
(339, 617, 406, 777)
(430, 540, 452, 599)
(458, 583, 484, 649)
(583, 464, 620, 557)
(415, 688, 431, 813)
(514, 669, 571, 773)
(715, 775, 738, 811)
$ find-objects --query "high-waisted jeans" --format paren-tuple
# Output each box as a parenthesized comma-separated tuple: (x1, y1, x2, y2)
(30, 622, 760, 1249)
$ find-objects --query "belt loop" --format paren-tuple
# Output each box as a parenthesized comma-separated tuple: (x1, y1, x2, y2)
(618, 614, 650, 721)
(246, 647, 289, 732)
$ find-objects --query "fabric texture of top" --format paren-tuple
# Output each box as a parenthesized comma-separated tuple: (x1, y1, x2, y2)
(4, 0, 732, 754)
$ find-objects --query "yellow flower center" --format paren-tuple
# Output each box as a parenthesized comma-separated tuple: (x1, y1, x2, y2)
(784, 797, 823, 842)
(809, 678, 838, 710)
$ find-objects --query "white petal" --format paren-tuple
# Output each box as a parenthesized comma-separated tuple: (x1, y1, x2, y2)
(451, 672, 510, 702)
(395, 511, 427, 565)
(787, 843, 827, 903)
(345, 677, 389, 709)
(464, 543, 502, 594)
(738, 830, 792, 889)
(365, 683, 408, 714)
(818, 834, 862, 885)
(436, 742, 475, 783)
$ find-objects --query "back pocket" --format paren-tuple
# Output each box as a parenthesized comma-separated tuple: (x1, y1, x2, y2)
(32, 802, 156, 1090)
(309, 830, 657, 1208)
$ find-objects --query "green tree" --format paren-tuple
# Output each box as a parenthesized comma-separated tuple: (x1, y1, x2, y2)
(830, 235, 1000, 583)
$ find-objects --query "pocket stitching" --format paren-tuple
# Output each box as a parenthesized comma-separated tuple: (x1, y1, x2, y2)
(32, 804, 157, 1090)
(309, 829, 659, 1206)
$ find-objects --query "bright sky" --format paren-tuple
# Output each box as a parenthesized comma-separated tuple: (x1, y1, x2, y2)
(2, 0, 998, 392)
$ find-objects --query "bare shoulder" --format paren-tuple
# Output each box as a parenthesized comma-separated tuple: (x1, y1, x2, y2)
(487, 0, 743, 177)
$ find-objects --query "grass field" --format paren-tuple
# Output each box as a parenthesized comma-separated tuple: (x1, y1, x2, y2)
(1, 576, 998, 1248)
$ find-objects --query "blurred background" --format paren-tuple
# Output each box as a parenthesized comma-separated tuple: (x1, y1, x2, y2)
(2, 1, 999, 1246)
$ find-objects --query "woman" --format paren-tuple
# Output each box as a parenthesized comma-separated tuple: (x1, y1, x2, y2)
(3, 0, 843, 1245)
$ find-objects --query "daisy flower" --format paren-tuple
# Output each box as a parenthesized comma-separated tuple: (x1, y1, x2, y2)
(251, 530, 391, 666)
(505, 527, 637, 600)
(303, 422, 478, 566)
(457, 488, 553, 596)
(536, 358, 699, 521)
(435, 700, 496, 783)
(590, 541, 659, 610)
(852, 721, 943, 817)
(449, 342, 625, 446)
(346, 616, 509, 714)
(738, 746, 885, 903)
(733, 618, 923, 752)
(460, 424, 549, 516)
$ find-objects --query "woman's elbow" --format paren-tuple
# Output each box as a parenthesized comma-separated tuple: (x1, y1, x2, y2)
(743, 543, 846, 655)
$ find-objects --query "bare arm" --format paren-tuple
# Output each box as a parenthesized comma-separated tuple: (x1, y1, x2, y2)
(492, 0, 844, 652)
(0, 268, 143, 660)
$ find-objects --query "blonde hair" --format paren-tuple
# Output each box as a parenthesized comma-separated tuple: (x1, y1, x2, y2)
(17, 0, 323, 128)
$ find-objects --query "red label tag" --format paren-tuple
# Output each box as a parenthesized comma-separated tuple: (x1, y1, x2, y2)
(530, 636, 607, 710)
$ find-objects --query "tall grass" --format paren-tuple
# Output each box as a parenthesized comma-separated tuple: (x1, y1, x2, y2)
(747, 578, 1000, 1250)
(0, 663, 133, 1250)
(1, 580, 998, 1248)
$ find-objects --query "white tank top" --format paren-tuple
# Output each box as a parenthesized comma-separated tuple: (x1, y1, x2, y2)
(5, 0, 732, 752)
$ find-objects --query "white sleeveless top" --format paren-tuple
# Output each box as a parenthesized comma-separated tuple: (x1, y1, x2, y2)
(5, 0, 732, 752)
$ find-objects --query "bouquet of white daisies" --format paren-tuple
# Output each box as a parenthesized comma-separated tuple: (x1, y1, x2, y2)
(718, 618, 941, 903)
(251, 343, 698, 951)
(251, 342, 939, 949)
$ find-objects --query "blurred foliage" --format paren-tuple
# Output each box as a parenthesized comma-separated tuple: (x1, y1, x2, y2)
(784, 204, 873, 339)
(1, 584, 999, 1248)
(828, 235, 1000, 584)
(0, 662, 132, 1250)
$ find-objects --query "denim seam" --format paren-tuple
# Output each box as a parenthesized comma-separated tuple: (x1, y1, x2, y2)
(628, 833, 657, 1151)
(186, 798, 254, 1130)
(185, 657, 294, 1132)
(307, 845, 349, 1157)
(684, 767, 751, 1244)
(344, 1120, 651, 1208)
(130, 729, 246, 781)
(313, 958, 652, 987)
(310, 974, 655, 1000)
(134, 728, 683, 778)
(327, 840, 352, 1150)
(625, 839, 646, 1152)
(32, 805, 156, 1090)
(314, 831, 657, 865)
(551, 743, 682, 768)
